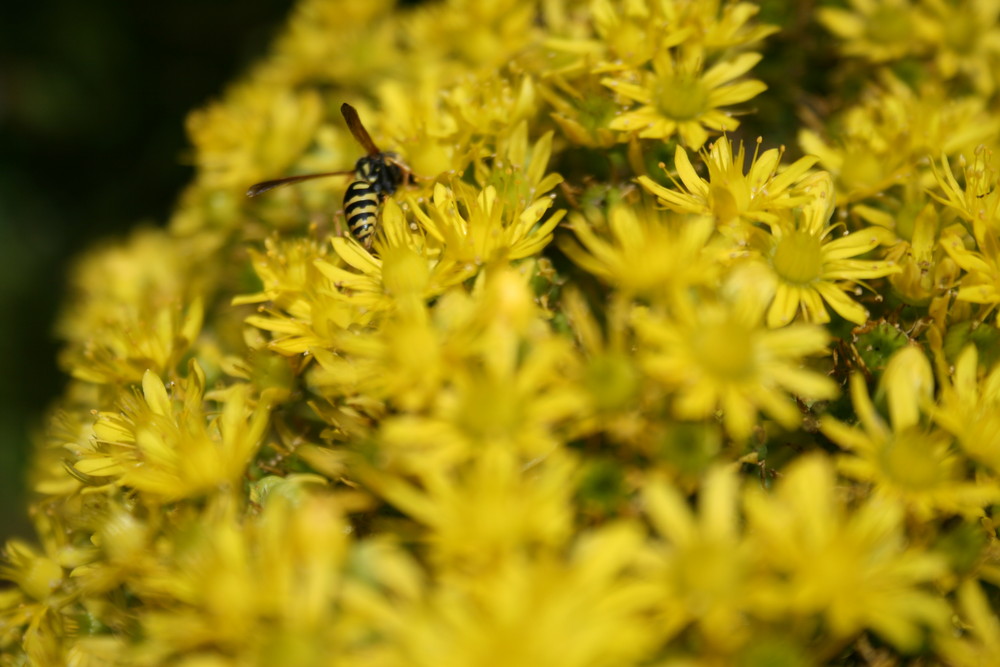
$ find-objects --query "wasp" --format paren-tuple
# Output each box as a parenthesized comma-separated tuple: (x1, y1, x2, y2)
(247, 103, 409, 249)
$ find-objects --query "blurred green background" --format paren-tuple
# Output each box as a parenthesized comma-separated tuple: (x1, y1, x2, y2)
(0, 0, 292, 541)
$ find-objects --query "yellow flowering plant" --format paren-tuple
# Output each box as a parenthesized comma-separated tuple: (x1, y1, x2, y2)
(6, 0, 1000, 664)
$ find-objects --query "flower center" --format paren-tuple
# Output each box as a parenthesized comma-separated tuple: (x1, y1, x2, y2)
(772, 230, 823, 285)
(656, 75, 709, 121)
(586, 352, 639, 411)
(674, 540, 740, 602)
(880, 430, 951, 490)
(457, 378, 523, 441)
(840, 150, 884, 191)
(692, 319, 756, 380)
(709, 183, 741, 223)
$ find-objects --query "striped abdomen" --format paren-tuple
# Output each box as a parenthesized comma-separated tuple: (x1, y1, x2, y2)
(344, 180, 380, 246)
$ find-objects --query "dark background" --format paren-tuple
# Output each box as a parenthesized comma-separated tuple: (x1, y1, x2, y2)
(0, 0, 293, 540)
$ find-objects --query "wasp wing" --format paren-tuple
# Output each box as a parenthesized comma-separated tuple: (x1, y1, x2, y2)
(341, 103, 382, 156)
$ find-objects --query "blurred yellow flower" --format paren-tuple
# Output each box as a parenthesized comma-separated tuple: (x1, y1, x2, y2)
(385, 522, 657, 667)
(745, 455, 950, 652)
(935, 579, 1000, 665)
(800, 75, 998, 205)
(367, 445, 576, 570)
(818, 0, 936, 62)
(76, 364, 271, 501)
(923, 0, 1000, 95)
(640, 465, 755, 649)
(559, 203, 720, 298)
(57, 229, 205, 385)
(632, 283, 838, 440)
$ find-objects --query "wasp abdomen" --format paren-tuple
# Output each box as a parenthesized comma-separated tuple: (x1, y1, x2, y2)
(344, 180, 380, 245)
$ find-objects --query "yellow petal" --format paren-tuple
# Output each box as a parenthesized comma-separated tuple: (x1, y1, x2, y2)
(142, 370, 172, 417)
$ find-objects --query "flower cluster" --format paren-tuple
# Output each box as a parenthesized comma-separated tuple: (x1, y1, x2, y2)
(6, 0, 1000, 664)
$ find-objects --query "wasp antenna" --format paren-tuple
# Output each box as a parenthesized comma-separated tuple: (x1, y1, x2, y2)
(246, 181, 282, 197)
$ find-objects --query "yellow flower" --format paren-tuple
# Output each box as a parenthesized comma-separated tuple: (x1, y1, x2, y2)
(304, 268, 587, 471)
(542, 74, 621, 148)
(405, 0, 540, 72)
(317, 205, 476, 315)
(640, 465, 755, 649)
(133, 493, 375, 663)
(548, 0, 774, 76)
(940, 219, 1000, 308)
(385, 522, 657, 667)
(0, 540, 64, 605)
(409, 173, 564, 266)
(243, 178, 542, 358)
(0, 509, 84, 665)
(376, 78, 463, 177)
(745, 455, 950, 652)
(242, 129, 565, 357)
(602, 48, 767, 149)
(632, 281, 838, 440)
(930, 148, 1000, 225)
(923, 0, 1000, 95)
(440, 72, 540, 163)
(817, 0, 936, 62)
(637, 135, 820, 242)
(236, 236, 369, 355)
(758, 181, 901, 327)
(559, 287, 650, 443)
(0, 552, 63, 664)
(56, 228, 204, 385)
(588, 0, 688, 68)
(559, 203, 720, 298)
(364, 445, 576, 571)
(305, 303, 444, 417)
(935, 579, 1000, 666)
(643, 154, 898, 327)
(14, 0, 1000, 662)
(855, 198, 961, 306)
(822, 349, 1000, 520)
(274, 0, 401, 86)
(69, 506, 158, 597)
(933, 344, 1000, 474)
(75, 364, 271, 501)
(688, 0, 778, 52)
(799, 75, 998, 205)
(187, 86, 325, 193)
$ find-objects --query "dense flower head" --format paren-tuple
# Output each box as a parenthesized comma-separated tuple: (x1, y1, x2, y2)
(8, 0, 1000, 664)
